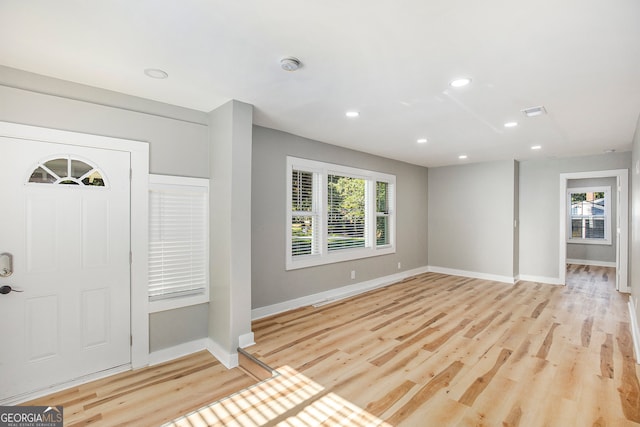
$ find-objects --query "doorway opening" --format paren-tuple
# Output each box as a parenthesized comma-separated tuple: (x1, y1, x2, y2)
(559, 169, 629, 292)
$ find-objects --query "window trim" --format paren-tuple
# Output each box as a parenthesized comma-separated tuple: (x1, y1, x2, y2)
(566, 185, 611, 245)
(148, 174, 210, 313)
(286, 156, 396, 270)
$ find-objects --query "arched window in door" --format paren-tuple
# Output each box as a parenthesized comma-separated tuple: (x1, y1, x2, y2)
(27, 156, 106, 187)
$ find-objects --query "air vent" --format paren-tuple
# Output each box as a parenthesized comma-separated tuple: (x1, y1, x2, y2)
(521, 106, 547, 117)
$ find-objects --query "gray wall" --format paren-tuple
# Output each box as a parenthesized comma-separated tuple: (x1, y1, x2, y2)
(428, 160, 517, 278)
(519, 152, 631, 279)
(631, 115, 640, 321)
(0, 66, 211, 352)
(0, 66, 209, 177)
(251, 126, 429, 309)
(566, 177, 617, 263)
(149, 304, 209, 350)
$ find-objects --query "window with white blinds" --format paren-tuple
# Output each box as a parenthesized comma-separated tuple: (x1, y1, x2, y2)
(328, 174, 366, 251)
(291, 169, 320, 256)
(376, 180, 391, 247)
(149, 174, 209, 312)
(287, 157, 396, 270)
(567, 186, 611, 245)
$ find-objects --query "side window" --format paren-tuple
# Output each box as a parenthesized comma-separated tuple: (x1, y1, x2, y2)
(567, 186, 611, 244)
(148, 174, 210, 312)
(376, 181, 391, 247)
(291, 169, 319, 257)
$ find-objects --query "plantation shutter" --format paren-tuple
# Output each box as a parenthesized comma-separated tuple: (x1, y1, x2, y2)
(291, 169, 319, 256)
(376, 181, 390, 246)
(149, 179, 208, 300)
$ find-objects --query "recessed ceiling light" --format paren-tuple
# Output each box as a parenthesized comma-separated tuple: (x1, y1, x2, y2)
(521, 106, 547, 117)
(504, 121, 518, 128)
(450, 78, 472, 88)
(280, 57, 302, 72)
(531, 145, 542, 150)
(417, 138, 428, 144)
(345, 111, 360, 118)
(458, 154, 468, 160)
(604, 149, 616, 153)
(144, 68, 168, 79)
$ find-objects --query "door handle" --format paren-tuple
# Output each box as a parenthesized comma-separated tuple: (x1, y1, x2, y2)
(0, 285, 22, 295)
(0, 253, 13, 277)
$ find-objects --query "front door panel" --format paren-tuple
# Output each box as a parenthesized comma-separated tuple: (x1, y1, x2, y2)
(0, 137, 131, 401)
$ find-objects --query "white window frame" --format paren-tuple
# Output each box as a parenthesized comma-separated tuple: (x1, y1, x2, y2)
(286, 156, 396, 270)
(566, 185, 611, 245)
(149, 174, 210, 312)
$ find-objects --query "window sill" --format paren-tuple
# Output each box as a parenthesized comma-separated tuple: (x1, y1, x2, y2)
(149, 292, 209, 313)
(286, 246, 396, 270)
(567, 239, 612, 246)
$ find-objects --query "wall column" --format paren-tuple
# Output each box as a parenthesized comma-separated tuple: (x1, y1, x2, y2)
(208, 100, 254, 367)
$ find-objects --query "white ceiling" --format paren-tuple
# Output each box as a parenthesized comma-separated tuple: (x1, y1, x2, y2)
(1, 0, 639, 167)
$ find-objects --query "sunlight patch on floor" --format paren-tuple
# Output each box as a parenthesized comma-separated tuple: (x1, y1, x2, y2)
(164, 365, 390, 426)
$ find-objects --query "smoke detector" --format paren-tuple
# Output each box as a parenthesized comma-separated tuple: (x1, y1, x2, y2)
(144, 68, 168, 79)
(280, 57, 302, 71)
(521, 106, 547, 117)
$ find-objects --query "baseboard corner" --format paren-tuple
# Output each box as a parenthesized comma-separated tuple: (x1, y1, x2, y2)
(148, 338, 208, 366)
(206, 338, 239, 369)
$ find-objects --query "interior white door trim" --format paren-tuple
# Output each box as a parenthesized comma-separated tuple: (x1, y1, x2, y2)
(0, 121, 150, 368)
(559, 169, 629, 292)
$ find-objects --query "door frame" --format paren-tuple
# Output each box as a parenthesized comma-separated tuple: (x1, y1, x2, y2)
(0, 121, 150, 369)
(559, 169, 629, 292)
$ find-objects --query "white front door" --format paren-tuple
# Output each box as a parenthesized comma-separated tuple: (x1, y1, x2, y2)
(0, 137, 131, 401)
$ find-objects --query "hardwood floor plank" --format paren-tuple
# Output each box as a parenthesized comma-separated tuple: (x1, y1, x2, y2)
(503, 404, 523, 427)
(385, 361, 464, 425)
(535, 322, 560, 359)
(365, 380, 416, 416)
(422, 318, 473, 351)
(464, 309, 502, 339)
(458, 348, 513, 406)
(601, 333, 615, 379)
(617, 321, 640, 423)
(582, 315, 595, 347)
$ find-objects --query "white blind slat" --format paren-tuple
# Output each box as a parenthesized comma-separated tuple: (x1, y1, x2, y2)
(148, 182, 208, 300)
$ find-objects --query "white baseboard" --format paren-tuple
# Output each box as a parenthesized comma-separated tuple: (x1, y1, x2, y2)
(428, 265, 515, 284)
(251, 265, 430, 320)
(206, 338, 238, 369)
(239, 332, 255, 348)
(149, 336, 250, 369)
(250, 264, 572, 321)
(516, 274, 564, 285)
(629, 299, 640, 365)
(148, 338, 209, 366)
(566, 258, 616, 268)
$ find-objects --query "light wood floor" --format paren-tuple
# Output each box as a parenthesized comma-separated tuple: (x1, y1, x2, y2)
(27, 265, 640, 426)
(25, 351, 257, 426)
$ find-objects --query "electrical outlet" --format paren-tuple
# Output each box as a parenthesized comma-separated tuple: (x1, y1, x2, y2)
(397, 262, 402, 270)
(351, 270, 356, 279)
